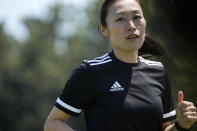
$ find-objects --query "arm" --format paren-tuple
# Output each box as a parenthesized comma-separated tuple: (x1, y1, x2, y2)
(44, 106, 74, 131)
(163, 122, 178, 131)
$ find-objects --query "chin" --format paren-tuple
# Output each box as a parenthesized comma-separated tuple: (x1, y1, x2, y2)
(125, 43, 142, 51)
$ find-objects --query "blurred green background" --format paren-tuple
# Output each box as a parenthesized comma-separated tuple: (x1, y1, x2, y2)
(0, 0, 196, 131)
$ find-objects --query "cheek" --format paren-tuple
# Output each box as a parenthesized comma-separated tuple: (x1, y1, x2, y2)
(136, 22, 146, 41)
(108, 24, 124, 38)
(139, 20, 146, 33)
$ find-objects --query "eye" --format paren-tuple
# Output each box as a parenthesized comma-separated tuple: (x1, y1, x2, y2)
(133, 15, 142, 20)
(116, 17, 126, 22)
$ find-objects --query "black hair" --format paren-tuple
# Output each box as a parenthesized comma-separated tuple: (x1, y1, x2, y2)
(100, 0, 169, 57)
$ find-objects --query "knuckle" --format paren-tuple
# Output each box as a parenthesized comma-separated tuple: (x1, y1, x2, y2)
(186, 115, 191, 119)
(188, 106, 195, 111)
(191, 112, 196, 116)
(184, 101, 194, 106)
(190, 102, 194, 106)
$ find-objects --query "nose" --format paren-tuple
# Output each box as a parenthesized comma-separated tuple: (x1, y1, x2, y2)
(127, 20, 136, 31)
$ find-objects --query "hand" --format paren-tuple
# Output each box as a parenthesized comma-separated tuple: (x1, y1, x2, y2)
(176, 91, 197, 129)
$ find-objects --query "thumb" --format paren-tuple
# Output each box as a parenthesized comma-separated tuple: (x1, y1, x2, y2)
(178, 91, 184, 104)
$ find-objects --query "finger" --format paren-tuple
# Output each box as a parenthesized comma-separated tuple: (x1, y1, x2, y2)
(186, 116, 197, 122)
(178, 91, 184, 104)
(181, 101, 194, 107)
(183, 112, 197, 117)
(182, 106, 197, 112)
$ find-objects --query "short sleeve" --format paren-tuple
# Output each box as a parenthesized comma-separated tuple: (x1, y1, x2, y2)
(55, 63, 98, 116)
(162, 68, 176, 122)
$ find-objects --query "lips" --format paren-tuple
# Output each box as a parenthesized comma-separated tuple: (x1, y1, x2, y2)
(126, 34, 139, 40)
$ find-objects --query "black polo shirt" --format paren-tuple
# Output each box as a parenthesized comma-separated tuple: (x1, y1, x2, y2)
(55, 51, 176, 131)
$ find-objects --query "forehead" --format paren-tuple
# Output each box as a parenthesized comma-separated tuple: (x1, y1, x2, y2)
(108, 0, 142, 15)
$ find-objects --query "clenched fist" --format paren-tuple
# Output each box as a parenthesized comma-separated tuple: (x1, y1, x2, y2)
(176, 91, 197, 129)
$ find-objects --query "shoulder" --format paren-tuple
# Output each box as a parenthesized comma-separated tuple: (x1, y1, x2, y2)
(139, 56, 164, 69)
(71, 53, 112, 78)
(138, 56, 167, 75)
(83, 53, 113, 67)
(139, 56, 170, 85)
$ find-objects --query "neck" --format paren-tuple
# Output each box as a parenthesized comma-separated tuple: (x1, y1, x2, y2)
(112, 48, 138, 63)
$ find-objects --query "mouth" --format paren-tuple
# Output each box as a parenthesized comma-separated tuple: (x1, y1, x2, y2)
(126, 34, 139, 40)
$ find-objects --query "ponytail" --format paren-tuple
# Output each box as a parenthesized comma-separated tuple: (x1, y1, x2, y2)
(138, 33, 170, 57)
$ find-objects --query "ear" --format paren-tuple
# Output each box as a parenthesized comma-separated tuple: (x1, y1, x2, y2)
(99, 24, 110, 37)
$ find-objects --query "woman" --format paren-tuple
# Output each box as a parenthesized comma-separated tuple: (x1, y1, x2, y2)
(44, 0, 197, 130)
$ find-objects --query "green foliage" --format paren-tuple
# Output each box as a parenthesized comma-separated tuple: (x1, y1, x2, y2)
(0, 0, 196, 130)
(0, 2, 108, 131)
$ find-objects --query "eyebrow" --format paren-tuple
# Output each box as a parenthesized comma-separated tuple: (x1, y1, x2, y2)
(114, 10, 141, 15)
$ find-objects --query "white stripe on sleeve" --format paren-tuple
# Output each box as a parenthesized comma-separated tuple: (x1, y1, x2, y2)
(163, 109, 176, 119)
(90, 59, 112, 66)
(56, 98, 82, 113)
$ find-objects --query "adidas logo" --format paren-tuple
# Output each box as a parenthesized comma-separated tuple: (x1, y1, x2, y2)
(110, 81, 124, 92)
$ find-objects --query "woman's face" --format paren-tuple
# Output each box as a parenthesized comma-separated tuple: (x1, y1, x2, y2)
(105, 0, 146, 52)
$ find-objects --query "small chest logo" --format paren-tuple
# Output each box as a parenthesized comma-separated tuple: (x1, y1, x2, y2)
(110, 81, 124, 92)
